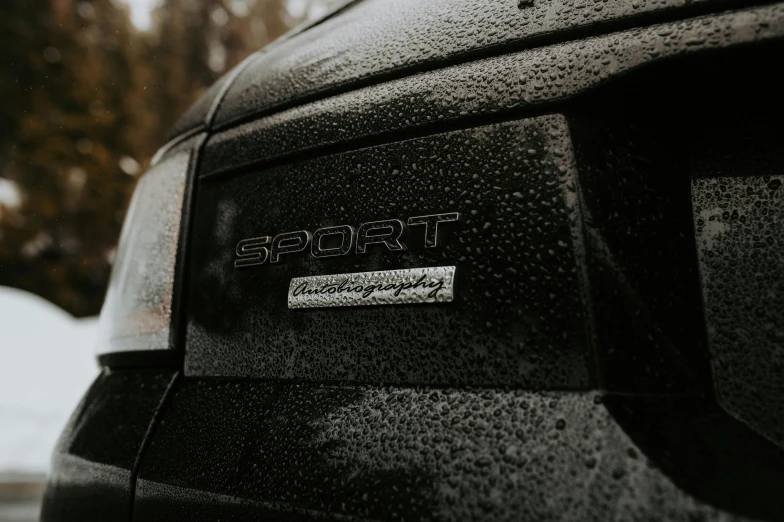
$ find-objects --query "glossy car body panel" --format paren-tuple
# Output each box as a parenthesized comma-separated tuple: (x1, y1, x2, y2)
(185, 115, 593, 388)
(199, 4, 784, 178)
(40, 370, 177, 521)
(42, 0, 784, 520)
(692, 163, 784, 449)
(211, 0, 754, 129)
(133, 380, 784, 521)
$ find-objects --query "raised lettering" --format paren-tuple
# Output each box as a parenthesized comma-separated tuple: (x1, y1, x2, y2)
(355, 219, 406, 254)
(407, 212, 460, 248)
(311, 225, 355, 258)
(270, 230, 311, 263)
(235, 236, 271, 267)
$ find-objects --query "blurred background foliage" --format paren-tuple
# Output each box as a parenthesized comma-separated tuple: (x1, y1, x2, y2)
(0, 0, 329, 317)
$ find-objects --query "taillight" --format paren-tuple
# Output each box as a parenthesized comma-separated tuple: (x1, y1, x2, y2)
(96, 150, 190, 355)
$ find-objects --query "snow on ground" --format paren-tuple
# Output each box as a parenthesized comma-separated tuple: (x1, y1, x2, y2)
(0, 286, 98, 475)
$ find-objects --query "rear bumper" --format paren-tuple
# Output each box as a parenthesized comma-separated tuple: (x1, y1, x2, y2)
(42, 371, 784, 521)
(40, 370, 175, 522)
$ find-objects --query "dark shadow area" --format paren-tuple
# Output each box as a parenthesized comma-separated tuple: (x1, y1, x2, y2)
(134, 380, 440, 521)
(569, 41, 784, 521)
(605, 394, 784, 521)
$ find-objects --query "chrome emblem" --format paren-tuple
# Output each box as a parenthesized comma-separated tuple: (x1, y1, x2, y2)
(288, 267, 456, 309)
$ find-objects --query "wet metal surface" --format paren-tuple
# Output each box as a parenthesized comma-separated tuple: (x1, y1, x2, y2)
(288, 267, 456, 309)
(185, 116, 591, 388)
(693, 175, 784, 447)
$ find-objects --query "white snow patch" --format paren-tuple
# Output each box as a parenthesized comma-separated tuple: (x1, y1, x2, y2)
(0, 179, 22, 210)
(0, 286, 98, 475)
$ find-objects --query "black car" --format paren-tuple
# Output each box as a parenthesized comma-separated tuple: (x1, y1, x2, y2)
(41, 0, 784, 520)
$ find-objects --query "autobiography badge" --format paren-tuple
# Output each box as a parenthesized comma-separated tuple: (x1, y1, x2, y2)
(288, 267, 456, 309)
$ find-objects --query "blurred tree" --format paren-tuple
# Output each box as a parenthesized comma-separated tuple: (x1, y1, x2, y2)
(143, 0, 308, 148)
(0, 0, 326, 317)
(0, 0, 142, 316)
